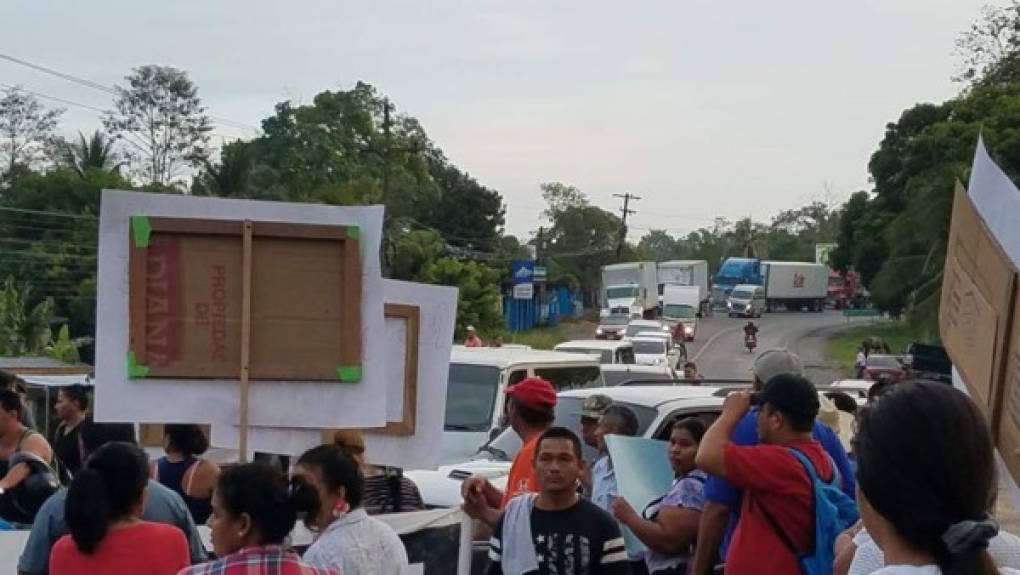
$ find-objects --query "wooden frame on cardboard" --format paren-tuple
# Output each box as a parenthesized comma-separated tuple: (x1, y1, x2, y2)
(320, 302, 420, 441)
(127, 216, 362, 382)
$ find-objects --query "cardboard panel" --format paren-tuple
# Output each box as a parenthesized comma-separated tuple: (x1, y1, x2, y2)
(998, 295, 1020, 484)
(939, 184, 1018, 424)
(129, 218, 361, 381)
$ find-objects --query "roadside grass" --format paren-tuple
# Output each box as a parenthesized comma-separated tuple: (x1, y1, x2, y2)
(825, 320, 930, 373)
(503, 319, 595, 350)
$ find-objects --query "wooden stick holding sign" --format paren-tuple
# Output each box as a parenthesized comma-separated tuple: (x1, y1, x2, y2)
(239, 220, 253, 462)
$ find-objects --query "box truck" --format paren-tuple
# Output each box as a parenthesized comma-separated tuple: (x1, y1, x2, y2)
(657, 260, 709, 310)
(662, 285, 701, 341)
(711, 257, 763, 310)
(762, 261, 828, 312)
(601, 262, 658, 319)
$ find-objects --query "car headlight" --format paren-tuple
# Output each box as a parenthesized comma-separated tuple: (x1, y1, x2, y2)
(684, 326, 694, 334)
(596, 328, 604, 335)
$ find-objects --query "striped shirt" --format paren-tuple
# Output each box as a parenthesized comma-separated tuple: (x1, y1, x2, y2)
(487, 498, 631, 575)
(362, 472, 426, 515)
(179, 545, 339, 575)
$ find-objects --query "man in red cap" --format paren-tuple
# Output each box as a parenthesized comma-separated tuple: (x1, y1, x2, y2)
(462, 376, 557, 528)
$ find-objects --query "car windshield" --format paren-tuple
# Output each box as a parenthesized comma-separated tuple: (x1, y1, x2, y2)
(444, 364, 501, 431)
(481, 397, 660, 462)
(535, 366, 603, 390)
(557, 348, 612, 364)
(663, 304, 695, 319)
(633, 340, 666, 354)
(603, 370, 674, 386)
(601, 315, 630, 326)
(606, 286, 638, 299)
(626, 323, 661, 337)
(868, 355, 902, 368)
(731, 289, 753, 299)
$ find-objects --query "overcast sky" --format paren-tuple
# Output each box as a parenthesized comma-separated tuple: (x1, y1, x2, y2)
(0, 0, 993, 239)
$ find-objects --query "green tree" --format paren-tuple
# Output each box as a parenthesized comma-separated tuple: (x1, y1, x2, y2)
(418, 257, 503, 337)
(0, 86, 63, 177)
(727, 217, 768, 258)
(0, 277, 55, 356)
(56, 130, 124, 178)
(638, 230, 681, 262)
(103, 65, 212, 186)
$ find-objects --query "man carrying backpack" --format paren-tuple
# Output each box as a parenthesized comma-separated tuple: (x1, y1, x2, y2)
(695, 374, 858, 575)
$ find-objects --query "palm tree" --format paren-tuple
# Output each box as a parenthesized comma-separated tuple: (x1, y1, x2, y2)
(58, 130, 124, 177)
(728, 217, 768, 258)
(193, 141, 254, 197)
(0, 277, 54, 356)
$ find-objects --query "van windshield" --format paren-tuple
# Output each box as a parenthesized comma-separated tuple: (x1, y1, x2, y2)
(731, 289, 754, 300)
(606, 286, 639, 299)
(600, 315, 630, 326)
(663, 304, 695, 319)
(633, 340, 666, 354)
(534, 366, 603, 390)
(444, 364, 501, 431)
(482, 397, 659, 462)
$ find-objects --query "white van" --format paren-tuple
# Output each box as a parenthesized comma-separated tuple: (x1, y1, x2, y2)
(554, 340, 636, 365)
(441, 346, 603, 465)
(727, 284, 766, 318)
(662, 285, 700, 341)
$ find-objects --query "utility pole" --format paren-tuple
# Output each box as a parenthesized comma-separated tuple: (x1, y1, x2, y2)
(613, 192, 640, 260)
(535, 226, 544, 263)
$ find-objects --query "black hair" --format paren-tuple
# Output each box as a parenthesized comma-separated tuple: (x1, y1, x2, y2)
(0, 371, 25, 394)
(602, 405, 639, 437)
(164, 424, 210, 457)
(511, 398, 555, 428)
(672, 417, 707, 444)
(296, 444, 364, 509)
(65, 442, 148, 554)
(59, 384, 90, 411)
(0, 388, 20, 413)
(867, 378, 896, 403)
(78, 419, 137, 458)
(759, 373, 819, 433)
(683, 362, 697, 370)
(855, 381, 997, 575)
(217, 463, 297, 545)
(536, 426, 583, 459)
(825, 391, 859, 415)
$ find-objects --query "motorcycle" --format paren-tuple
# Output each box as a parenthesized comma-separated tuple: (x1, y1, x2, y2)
(745, 334, 757, 353)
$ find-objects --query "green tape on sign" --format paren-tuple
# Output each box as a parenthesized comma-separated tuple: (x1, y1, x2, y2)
(346, 225, 360, 241)
(127, 351, 150, 378)
(131, 215, 152, 248)
(336, 365, 362, 383)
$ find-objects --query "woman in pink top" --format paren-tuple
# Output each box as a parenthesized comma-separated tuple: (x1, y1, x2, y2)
(49, 441, 189, 575)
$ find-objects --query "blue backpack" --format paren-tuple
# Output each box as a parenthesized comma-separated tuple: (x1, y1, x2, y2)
(757, 448, 860, 575)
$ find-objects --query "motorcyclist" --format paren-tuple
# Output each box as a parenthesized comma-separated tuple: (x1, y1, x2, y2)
(743, 321, 759, 341)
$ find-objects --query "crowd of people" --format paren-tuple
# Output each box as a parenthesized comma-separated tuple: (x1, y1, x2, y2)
(461, 349, 1020, 575)
(0, 371, 414, 575)
(1, 342, 1018, 575)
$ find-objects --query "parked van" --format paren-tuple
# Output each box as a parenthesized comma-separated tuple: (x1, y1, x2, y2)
(727, 284, 766, 318)
(441, 346, 603, 464)
(554, 340, 636, 365)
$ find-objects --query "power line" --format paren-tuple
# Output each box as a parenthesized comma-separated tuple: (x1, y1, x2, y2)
(0, 52, 261, 133)
(0, 204, 98, 221)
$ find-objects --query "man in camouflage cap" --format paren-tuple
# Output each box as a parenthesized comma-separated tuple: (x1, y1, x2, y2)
(578, 393, 612, 497)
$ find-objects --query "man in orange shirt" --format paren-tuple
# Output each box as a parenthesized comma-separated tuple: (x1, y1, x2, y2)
(461, 377, 557, 528)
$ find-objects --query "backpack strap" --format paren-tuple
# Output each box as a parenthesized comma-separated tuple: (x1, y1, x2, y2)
(756, 496, 805, 563)
(754, 448, 829, 571)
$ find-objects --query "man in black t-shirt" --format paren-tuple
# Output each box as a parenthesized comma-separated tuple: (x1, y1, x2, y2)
(487, 427, 630, 575)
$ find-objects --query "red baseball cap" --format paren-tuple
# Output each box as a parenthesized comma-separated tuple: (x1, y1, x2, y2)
(506, 377, 557, 409)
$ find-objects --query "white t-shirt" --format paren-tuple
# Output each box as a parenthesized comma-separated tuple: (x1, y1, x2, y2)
(850, 527, 1020, 575)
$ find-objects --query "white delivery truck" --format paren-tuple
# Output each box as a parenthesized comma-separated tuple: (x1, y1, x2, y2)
(656, 260, 709, 310)
(601, 261, 659, 319)
(762, 261, 828, 312)
(662, 285, 701, 341)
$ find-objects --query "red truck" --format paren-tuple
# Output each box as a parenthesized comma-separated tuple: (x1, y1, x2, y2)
(827, 269, 860, 309)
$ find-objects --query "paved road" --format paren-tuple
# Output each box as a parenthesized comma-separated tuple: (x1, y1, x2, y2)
(684, 309, 850, 384)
